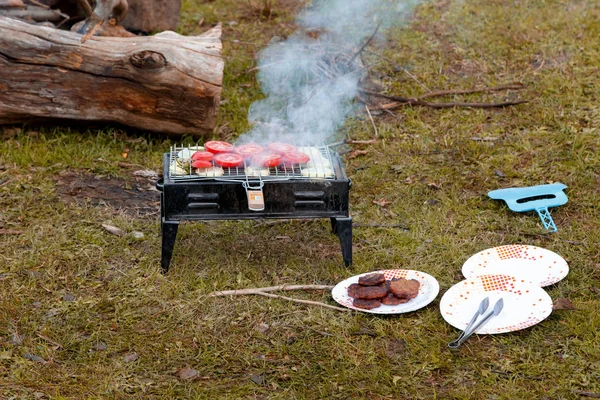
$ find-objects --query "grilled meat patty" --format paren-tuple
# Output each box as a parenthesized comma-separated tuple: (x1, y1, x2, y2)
(347, 283, 361, 298)
(358, 273, 386, 286)
(389, 278, 420, 299)
(352, 298, 382, 310)
(352, 284, 388, 299)
(381, 293, 411, 305)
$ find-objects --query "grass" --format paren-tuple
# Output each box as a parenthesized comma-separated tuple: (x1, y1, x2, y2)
(2, 0, 600, 398)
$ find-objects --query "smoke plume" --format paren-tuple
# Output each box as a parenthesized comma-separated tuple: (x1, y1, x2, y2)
(238, 0, 420, 145)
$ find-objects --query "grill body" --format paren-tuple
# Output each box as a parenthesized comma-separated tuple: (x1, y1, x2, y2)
(157, 152, 352, 273)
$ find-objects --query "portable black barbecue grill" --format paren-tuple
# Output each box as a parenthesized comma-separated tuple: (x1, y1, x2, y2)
(156, 145, 352, 273)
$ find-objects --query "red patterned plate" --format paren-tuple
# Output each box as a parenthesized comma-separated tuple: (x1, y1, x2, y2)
(462, 245, 568, 287)
(331, 269, 439, 314)
(440, 274, 553, 334)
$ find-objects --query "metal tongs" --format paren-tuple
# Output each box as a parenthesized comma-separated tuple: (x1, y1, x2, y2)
(448, 297, 504, 349)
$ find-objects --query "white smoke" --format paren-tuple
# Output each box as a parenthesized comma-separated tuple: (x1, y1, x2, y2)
(238, 0, 420, 145)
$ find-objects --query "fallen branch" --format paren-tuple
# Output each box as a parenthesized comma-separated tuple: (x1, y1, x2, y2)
(353, 223, 409, 230)
(0, 228, 24, 235)
(417, 82, 525, 99)
(25, 0, 49, 9)
(360, 87, 528, 109)
(346, 1, 394, 66)
(0, 5, 68, 21)
(253, 291, 351, 312)
(365, 104, 378, 139)
(208, 284, 349, 312)
(209, 284, 334, 296)
(401, 99, 527, 109)
(572, 390, 600, 398)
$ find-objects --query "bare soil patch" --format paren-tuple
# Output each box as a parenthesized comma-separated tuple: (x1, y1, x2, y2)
(55, 170, 160, 217)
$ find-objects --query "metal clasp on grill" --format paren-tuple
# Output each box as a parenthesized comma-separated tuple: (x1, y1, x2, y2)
(242, 178, 265, 211)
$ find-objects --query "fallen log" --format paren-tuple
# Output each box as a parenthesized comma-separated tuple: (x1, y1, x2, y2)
(0, 16, 223, 136)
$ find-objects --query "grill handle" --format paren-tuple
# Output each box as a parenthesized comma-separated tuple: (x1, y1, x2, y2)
(156, 178, 164, 192)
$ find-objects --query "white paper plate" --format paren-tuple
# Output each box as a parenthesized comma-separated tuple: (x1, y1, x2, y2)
(462, 244, 568, 287)
(440, 274, 553, 334)
(331, 269, 440, 314)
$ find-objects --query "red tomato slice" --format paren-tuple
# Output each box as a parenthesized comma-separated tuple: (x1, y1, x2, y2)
(235, 144, 265, 158)
(191, 159, 213, 169)
(214, 153, 243, 168)
(251, 153, 282, 168)
(282, 151, 310, 165)
(205, 140, 234, 154)
(267, 142, 297, 154)
(191, 151, 214, 162)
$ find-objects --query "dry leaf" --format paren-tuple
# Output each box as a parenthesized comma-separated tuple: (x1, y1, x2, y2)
(553, 298, 576, 310)
(373, 198, 391, 207)
(427, 182, 441, 190)
(11, 332, 25, 345)
(256, 323, 270, 333)
(350, 327, 377, 337)
(92, 342, 107, 351)
(102, 224, 125, 237)
(133, 170, 158, 179)
(124, 137, 146, 144)
(123, 353, 139, 362)
(63, 293, 76, 302)
(348, 150, 369, 159)
(24, 353, 45, 363)
(250, 373, 265, 385)
(130, 231, 144, 239)
(177, 367, 199, 380)
(385, 338, 406, 359)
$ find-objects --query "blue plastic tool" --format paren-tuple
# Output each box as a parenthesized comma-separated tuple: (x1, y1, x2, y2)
(488, 183, 568, 232)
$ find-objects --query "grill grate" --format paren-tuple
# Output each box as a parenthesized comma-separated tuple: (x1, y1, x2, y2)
(168, 144, 337, 182)
(157, 146, 352, 273)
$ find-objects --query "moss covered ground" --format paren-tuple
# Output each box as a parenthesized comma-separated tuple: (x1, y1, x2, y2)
(1, 0, 600, 398)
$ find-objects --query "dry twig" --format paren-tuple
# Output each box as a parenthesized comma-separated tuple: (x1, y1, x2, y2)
(353, 223, 409, 230)
(417, 82, 525, 99)
(0, 229, 24, 235)
(360, 88, 528, 109)
(25, 0, 48, 9)
(253, 292, 350, 312)
(572, 390, 600, 398)
(208, 284, 349, 312)
(208, 284, 334, 296)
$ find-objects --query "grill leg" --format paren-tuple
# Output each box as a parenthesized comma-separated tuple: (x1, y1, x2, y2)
(332, 217, 352, 267)
(161, 219, 179, 274)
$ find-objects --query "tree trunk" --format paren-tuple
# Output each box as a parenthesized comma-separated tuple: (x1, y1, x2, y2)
(0, 16, 223, 136)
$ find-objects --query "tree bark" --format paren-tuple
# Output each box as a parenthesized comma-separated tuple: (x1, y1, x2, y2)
(0, 16, 223, 136)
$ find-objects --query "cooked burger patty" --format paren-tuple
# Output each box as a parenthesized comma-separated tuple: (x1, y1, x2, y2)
(353, 285, 389, 299)
(358, 273, 386, 286)
(347, 283, 361, 298)
(352, 298, 382, 310)
(381, 293, 411, 305)
(389, 278, 420, 299)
